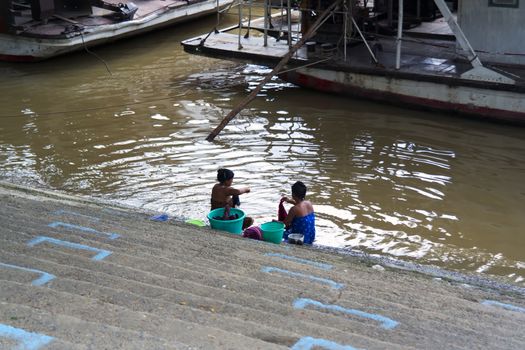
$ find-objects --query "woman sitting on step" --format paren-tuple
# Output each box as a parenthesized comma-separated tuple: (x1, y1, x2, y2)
(211, 168, 254, 229)
(278, 181, 316, 244)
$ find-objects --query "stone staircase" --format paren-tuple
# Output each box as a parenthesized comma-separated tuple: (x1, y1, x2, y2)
(1, 183, 524, 349)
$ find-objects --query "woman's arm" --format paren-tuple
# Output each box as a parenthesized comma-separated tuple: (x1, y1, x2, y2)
(281, 196, 297, 205)
(226, 186, 250, 196)
(283, 206, 296, 229)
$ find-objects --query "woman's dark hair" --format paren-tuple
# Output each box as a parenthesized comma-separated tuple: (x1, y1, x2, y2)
(217, 168, 234, 183)
(292, 181, 307, 200)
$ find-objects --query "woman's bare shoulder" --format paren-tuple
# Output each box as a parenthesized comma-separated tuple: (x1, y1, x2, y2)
(212, 183, 225, 196)
(305, 201, 314, 212)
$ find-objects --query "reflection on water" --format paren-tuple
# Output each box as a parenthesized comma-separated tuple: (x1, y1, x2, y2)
(1, 16, 525, 286)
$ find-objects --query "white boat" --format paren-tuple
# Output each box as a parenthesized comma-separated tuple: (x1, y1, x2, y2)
(0, 0, 233, 61)
(182, 0, 525, 123)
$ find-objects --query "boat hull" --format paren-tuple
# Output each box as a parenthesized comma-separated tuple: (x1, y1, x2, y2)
(0, 0, 232, 62)
(280, 68, 525, 124)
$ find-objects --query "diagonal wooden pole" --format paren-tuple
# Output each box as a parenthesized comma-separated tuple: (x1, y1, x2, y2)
(206, 0, 342, 142)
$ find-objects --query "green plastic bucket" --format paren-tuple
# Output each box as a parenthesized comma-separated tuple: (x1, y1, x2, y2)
(207, 208, 245, 235)
(260, 221, 285, 244)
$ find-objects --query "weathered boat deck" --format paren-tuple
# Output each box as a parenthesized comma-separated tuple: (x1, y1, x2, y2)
(11, 0, 207, 38)
(2, 0, 232, 61)
(183, 7, 525, 89)
(183, 29, 525, 89)
(1, 181, 524, 349)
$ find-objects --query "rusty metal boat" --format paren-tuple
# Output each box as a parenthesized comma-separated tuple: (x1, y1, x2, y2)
(0, 0, 233, 61)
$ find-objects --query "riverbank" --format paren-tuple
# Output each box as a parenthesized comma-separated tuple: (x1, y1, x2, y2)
(0, 181, 524, 349)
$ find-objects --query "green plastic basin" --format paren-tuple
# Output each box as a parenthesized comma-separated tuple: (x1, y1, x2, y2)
(260, 221, 285, 244)
(207, 208, 245, 235)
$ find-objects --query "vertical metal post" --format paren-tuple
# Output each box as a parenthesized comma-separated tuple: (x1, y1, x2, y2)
(416, 0, 421, 19)
(0, 0, 12, 32)
(264, 0, 268, 46)
(238, 0, 243, 49)
(246, 0, 252, 37)
(388, 0, 393, 27)
(279, 0, 284, 37)
(343, 1, 348, 61)
(30, 0, 55, 21)
(287, 0, 292, 47)
(396, 0, 403, 69)
(216, 0, 220, 27)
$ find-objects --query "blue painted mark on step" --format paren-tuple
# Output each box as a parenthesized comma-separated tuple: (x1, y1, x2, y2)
(481, 300, 525, 313)
(261, 266, 344, 289)
(264, 253, 333, 270)
(27, 236, 112, 261)
(291, 336, 360, 350)
(0, 323, 54, 350)
(52, 209, 100, 222)
(293, 298, 398, 329)
(0, 262, 56, 286)
(48, 221, 120, 240)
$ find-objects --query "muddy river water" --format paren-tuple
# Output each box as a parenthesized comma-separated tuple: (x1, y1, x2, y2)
(1, 16, 524, 286)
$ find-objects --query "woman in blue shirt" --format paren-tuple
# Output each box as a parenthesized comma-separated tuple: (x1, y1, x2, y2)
(280, 181, 316, 244)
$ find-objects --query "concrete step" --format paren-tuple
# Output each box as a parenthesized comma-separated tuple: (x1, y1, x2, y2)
(2, 219, 521, 321)
(0, 212, 489, 322)
(0, 203, 512, 315)
(0, 231, 342, 308)
(0, 300, 182, 349)
(0, 244, 412, 350)
(0, 281, 291, 350)
(1, 201, 498, 315)
(1, 185, 525, 350)
(2, 235, 523, 350)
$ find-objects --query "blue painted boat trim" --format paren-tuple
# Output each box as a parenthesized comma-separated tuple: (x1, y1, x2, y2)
(264, 253, 333, 270)
(293, 298, 398, 329)
(27, 236, 112, 261)
(0, 262, 56, 286)
(261, 266, 344, 289)
(0, 323, 54, 350)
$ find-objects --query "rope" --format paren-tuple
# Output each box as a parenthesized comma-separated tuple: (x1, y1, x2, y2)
(79, 31, 113, 76)
(277, 57, 332, 75)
